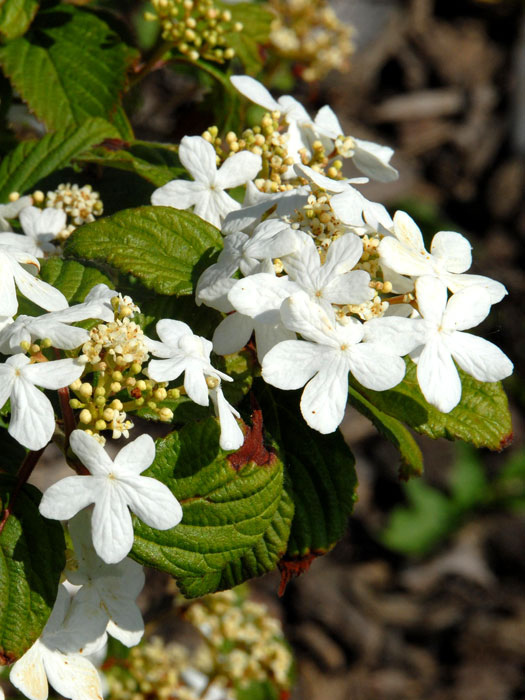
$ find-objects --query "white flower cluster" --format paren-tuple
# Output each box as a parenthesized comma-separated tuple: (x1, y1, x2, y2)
(0, 206, 245, 700)
(152, 76, 513, 434)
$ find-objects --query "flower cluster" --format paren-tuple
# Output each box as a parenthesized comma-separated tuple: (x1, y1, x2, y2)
(105, 590, 292, 700)
(152, 76, 513, 434)
(268, 0, 355, 82)
(45, 183, 104, 240)
(145, 0, 243, 63)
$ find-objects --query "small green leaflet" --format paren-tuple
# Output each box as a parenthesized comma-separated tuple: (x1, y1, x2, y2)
(65, 206, 223, 296)
(0, 478, 65, 663)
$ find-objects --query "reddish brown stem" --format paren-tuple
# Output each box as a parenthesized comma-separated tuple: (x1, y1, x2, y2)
(0, 446, 47, 535)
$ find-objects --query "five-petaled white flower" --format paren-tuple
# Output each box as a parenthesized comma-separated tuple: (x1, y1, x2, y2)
(10, 584, 103, 700)
(39, 431, 183, 564)
(151, 135, 262, 228)
(378, 211, 507, 303)
(262, 292, 406, 433)
(0, 354, 83, 450)
(64, 511, 145, 650)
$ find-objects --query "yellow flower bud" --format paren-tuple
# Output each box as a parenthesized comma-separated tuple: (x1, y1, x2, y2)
(79, 409, 92, 424)
(95, 420, 107, 431)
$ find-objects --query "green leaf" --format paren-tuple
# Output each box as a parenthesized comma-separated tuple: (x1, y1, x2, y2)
(381, 478, 458, 556)
(236, 680, 279, 700)
(348, 385, 423, 479)
(76, 141, 183, 186)
(0, 477, 65, 663)
(221, 2, 273, 74)
(64, 206, 223, 296)
(353, 359, 512, 452)
(0, 0, 38, 39)
(217, 485, 294, 591)
(0, 429, 27, 476)
(259, 386, 358, 559)
(0, 5, 137, 130)
(0, 117, 119, 200)
(38, 258, 113, 304)
(130, 419, 287, 597)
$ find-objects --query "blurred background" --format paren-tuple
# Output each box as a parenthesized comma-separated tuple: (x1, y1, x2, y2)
(10, 0, 525, 697)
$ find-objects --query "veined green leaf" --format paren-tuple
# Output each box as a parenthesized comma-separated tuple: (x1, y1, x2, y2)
(354, 359, 512, 452)
(0, 477, 65, 663)
(65, 206, 223, 296)
(0, 0, 38, 39)
(348, 385, 423, 479)
(0, 5, 137, 130)
(0, 118, 119, 200)
(130, 419, 287, 597)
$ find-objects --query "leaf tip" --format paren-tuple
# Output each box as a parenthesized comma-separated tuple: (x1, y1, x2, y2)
(498, 431, 514, 451)
(277, 553, 317, 597)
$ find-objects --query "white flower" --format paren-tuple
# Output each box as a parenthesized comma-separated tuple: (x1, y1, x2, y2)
(411, 277, 512, 412)
(378, 211, 507, 303)
(147, 319, 231, 405)
(0, 246, 67, 317)
(312, 105, 399, 182)
(151, 136, 262, 228)
(0, 354, 83, 450)
(64, 511, 145, 649)
(83, 283, 137, 321)
(0, 301, 110, 354)
(209, 384, 245, 451)
(262, 291, 406, 433)
(0, 195, 32, 231)
(10, 585, 103, 700)
(214, 272, 299, 360)
(282, 230, 374, 314)
(39, 431, 183, 564)
(18, 207, 66, 256)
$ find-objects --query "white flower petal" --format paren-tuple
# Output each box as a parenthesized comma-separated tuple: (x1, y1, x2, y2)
(348, 344, 406, 391)
(69, 430, 114, 476)
(10, 377, 56, 450)
(441, 286, 491, 331)
(300, 358, 349, 433)
(230, 75, 281, 112)
(13, 264, 68, 312)
(210, 387, 244, 451)
(353, 138, 398, 182)
(117, 476, 183, 530)
(178, 135, 217, 185)
(430, 230, 472, 273)
(91, 485, 134, 564)
(417, 336, 461, 413)
(212, 312, 254, 356)
(113, 433, 155, 476)
(43, 649, 102, 700)
(262, 340, 326, 390)
(363, 316, 424, 356)
(443, 272, 507, 304)
(393, 211, 425, 250)
(379, 237, 431, 277)
(151, 180, 204, 209)
(324, 270, 374, 305)
(184, 361, 210, 405)
(10, 642, 48, 700)
(39, 476, 100, 520)
(0, 252, 19, 317)
(216, 151, 261, 189)
(446, 332, 513, 383)
(415, 276, 448, 324)
(23, 358, 83, 390)
(279, 292, 339, 346)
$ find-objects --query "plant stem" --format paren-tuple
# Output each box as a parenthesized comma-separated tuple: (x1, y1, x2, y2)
(129, 40, 173, 88)
(0, 446, 47, 535)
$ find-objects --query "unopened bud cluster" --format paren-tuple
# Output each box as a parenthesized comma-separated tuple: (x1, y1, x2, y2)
(146, 0, 242, 63)
(44, 183, 103, 240)
(269, 0, 355, 82)
(203, 117, 344, 194)
(70, 297, 173, 442)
